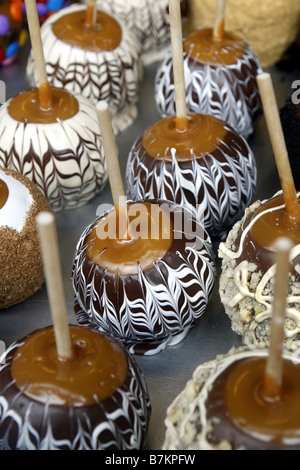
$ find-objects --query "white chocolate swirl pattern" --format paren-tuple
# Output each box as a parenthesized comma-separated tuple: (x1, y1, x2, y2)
(26, 4, 143, 134)
(0, 94, 107, 212)
(163, 348, 299, 450)
(154, 33, 263, 139)
(219, 192, 300, 351)
(72, 201, 216, 355)
(126, 124, 257, 240)
(0, 330, 151, 450)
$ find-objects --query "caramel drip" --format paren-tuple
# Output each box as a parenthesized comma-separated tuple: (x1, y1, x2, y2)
(213, 19, 225, 41)
(183, 28, 247, 66)
(224, 357, 300, 444)
(52, 9, 122, 52)
(0, 179, 9, 209)
(142, 113, 227, 161)
(38, 82, 53, 111)
(250, 194, 300, 250)
(86, 202, 173, 275)
(11, 326, 128, 407)
(8, 88, 79, 124)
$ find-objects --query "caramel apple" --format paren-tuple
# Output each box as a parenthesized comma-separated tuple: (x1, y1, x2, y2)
(154, 26, 263, 139)
(219, 191, 300, 350)
(0, 324, 150, 449)
(71, 199, 216, 355)
(163, 348, 300, 450)
(126, 112, 257, 240)
(98, 0, 189, 65)
(26, 4, 143, 134)
(0, 167, 53, 309)
(0, 87, 107, 211)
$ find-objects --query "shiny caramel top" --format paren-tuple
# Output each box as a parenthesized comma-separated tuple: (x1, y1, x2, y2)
(86, 202, 173, 275)
(11, 326, 128, 407)
(52, 9, 122, 52)
(224, 356, 300, 445)
(8, 88, 79, 124)
(142, 113, 228, 161)
(183, 27, 247, 66)
(250, 194, 300, 250)
(0, 179, 9, 209)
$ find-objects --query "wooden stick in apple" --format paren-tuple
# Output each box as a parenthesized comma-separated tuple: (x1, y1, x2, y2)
(263, 237, 293, 401)
(24, 0, 53, 111)
(257, 73, 300, 222)
(36, 211, 73, 360)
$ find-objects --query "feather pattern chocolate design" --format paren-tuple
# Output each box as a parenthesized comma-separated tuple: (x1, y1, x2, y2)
(26, 4, 143, 134)
(154, 34, 263, 139)
(0, 94, 107, 212)
(0, 333, 151, 450)
(126, 125, 257, 240)
(72, 202, 216, 355)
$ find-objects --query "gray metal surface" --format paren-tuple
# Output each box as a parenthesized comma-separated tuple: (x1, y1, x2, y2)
(0, 41, 297, 450)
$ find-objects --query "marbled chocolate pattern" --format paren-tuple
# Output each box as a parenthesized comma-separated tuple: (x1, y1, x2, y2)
(154, 32, 263, 139)
(0, 93, 107, 212)
(0, 328, 151, 450)
(72, 201, 216, 355)
(126, 122, 256, 240)
(26, 4, 143, 133)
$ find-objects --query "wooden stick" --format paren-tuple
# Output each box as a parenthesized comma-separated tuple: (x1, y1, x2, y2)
(96, 101, 128, 239)
(212, 0, 227, 40)
(36, 212, 73, 360)
(263, 237, 293, 401)
(24, 0, 53, 110)
(169, 0, 188, 131)
(257, 73, 300, 222)
(85, 0, 96, 27)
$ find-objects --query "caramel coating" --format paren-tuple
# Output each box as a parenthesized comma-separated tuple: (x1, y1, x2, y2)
(11, 326, 128, 407)
(224, 357, 300, 445)
(52, 9, 122, 52)
(183, 28, 247, 66)
(86, 202, 173, 275)
(249, 194, 300, 250)
(8, 88, 79, 124)
(0, 179, 8, 209)
(142, 113, 228, 161)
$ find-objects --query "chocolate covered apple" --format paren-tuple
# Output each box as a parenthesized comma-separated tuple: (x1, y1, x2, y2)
(26, 3, 143, 133)
(126, 112, 257, 240)
(163, 347, 300, 450)
(72, 199, 216, 355)
(219, 191, 300, 350)
(0, 167, 53, 309)
(0, 208, 151, 450)
(0, 87, 107, 211)
(154, 25, 263, 139)
(0, 319, 150, 449)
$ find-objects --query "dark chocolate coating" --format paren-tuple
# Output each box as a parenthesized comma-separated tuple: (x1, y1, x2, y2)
(0, 326, 151, 450)
(72, 200, 216, 355)
(126, 122, 257, 241)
